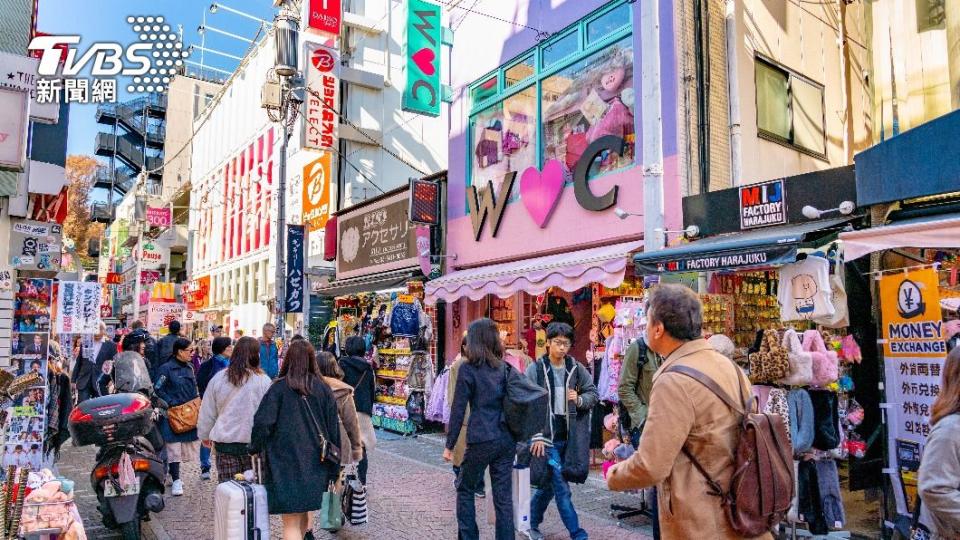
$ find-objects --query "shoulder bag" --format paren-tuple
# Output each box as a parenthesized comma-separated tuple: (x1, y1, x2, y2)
(301, 395, 342, 465)
(167, 397, 201, 434)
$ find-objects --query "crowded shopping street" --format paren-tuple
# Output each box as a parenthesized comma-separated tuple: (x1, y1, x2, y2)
(1, 0, 960, 539)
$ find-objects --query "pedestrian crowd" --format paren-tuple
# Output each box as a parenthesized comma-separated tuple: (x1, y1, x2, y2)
(60, 284, 960, 540)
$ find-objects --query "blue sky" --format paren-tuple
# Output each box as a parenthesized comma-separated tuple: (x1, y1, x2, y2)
(37, 0, 277, 158)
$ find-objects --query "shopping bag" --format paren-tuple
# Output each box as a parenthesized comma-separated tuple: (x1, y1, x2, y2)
(513, 467, 531, 532)
(319, 481, 343, 531)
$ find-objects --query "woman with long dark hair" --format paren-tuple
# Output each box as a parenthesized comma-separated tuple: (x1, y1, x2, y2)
(338, 335, 376, 484)
(317, 351, 364, 466)
(919, 347, 960, 538)
(198, 336, 272, 482)
(443, 318, 515, 540)
(251, 340, 341, 540)
(154, 337, 201, 496)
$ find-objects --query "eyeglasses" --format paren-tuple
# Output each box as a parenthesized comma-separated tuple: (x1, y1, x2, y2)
(550, 339, 572, 348)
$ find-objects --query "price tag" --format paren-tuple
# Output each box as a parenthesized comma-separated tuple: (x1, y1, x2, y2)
(397, 294, 414, 304)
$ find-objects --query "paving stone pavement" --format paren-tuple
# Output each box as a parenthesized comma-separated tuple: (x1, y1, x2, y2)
(57, 432, 654, 540)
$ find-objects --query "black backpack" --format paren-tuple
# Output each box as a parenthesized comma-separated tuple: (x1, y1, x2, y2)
(502, 363, 548, 443)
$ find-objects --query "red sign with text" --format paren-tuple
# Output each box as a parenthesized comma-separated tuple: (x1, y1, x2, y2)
(308, 0, 342, 36)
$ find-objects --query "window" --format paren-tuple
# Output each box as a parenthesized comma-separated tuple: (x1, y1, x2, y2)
(505, 55, 535, 89)
(466, 1, 635, 187)
(916, 0, 946, 32)
(542, 31, 578, 68)
(471, 86, 536, 199)
(542, 36, 635, 175)
(471, 75, 498, 107)
(587, 4, 630, 44)
(755, 57, 826, 157)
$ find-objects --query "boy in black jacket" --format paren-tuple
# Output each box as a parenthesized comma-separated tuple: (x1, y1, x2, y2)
(525, 322, 597, 540)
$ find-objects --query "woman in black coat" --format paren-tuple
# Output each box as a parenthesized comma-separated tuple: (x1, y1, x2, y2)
(338, 336, 376, 483)
(251, 339, 340, 539)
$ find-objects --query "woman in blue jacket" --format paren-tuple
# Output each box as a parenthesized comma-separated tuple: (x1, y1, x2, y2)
(155, 337, 200, 497)
(443, 318, 515, 540)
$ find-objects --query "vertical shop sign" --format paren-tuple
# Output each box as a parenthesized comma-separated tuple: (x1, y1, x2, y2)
(304, 42, 339, 151)
(302, 153, 332, 230)
(56, 281, 101, 334)
(6, 278, 52, 472)
(307, 0, 342, 36)
(402, 0, 441, 117)
(285, 225, 305, 312)
(880, 267, 948, 515)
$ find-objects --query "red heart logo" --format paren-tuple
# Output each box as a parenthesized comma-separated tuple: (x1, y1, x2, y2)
(412, 47, 436, 76)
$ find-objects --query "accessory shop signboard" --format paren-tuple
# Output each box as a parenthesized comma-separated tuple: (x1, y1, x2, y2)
(336, 191, 418, 279)
(880, 267, 947, 515)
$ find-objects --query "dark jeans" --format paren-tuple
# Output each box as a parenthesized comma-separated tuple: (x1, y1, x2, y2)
(631, 428, 660, 540)
(200, 445, 211, 472)
(456, 435, 515, 540)
(530, 441, 587, 539)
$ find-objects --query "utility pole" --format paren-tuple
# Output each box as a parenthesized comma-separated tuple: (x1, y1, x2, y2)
(640, 0, 665, 252)
(131, 173, 146, 323)
(268, 4, 301, 336)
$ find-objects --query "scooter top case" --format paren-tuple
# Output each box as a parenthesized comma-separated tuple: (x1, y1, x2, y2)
(69, 393, 154, 447)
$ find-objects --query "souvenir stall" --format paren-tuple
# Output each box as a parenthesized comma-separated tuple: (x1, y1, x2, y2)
(314, 186, 441, 436)
(632, 168, 881, 538)
(836, 114, 960, 534)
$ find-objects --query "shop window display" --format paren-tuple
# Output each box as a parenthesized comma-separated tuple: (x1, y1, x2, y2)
(471, 87, 536, 199)
(541, 36, 635, 176)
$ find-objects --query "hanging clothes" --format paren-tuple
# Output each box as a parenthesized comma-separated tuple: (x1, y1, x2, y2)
(778, 257, 835, 322)
(425, 367, 450, 423)
(388, 301, 421, 338)
(405, 351, 435, 395)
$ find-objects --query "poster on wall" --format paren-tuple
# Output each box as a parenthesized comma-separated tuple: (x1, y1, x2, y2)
(56, 281, 102, 335)
(880, 267, 948, 515)
(4, 279, 51, 473)
(303, 42, 339, 152)
(285, 224, 305, 312)
(10, 219, 62, 271)
(402, 0, 441, 117)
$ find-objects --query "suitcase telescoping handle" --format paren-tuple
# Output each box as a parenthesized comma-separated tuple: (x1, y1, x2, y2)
(252, 454, 264, 485)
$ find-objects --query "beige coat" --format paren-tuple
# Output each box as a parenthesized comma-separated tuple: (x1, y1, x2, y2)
(324, 377, 365, 463)
(606, 339, 772, 540)
(446, 356, 469, 467)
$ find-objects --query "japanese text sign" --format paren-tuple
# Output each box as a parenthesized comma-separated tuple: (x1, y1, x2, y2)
(56, 281, 101, 334)
(402, 0, 441, 117)
(307, 0, 342, 36)
(337, 191, 418, 279)
(285, 225, 305, 312)
(146, 303, 185, 334)
(304, 42, 339, 151)
(880, 267, 947, 513)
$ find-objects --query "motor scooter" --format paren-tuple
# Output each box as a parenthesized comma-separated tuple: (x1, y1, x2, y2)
(69, 393, 166, 540)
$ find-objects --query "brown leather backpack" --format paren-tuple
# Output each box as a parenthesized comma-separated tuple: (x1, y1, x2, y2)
(667, 361, 794, 537)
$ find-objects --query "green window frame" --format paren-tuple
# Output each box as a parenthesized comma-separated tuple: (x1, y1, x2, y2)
(466, 1, 634, 191)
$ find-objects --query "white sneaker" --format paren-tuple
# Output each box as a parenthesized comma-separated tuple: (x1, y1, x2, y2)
(200, 471, 211, 481)
(171, 479, 184, 496)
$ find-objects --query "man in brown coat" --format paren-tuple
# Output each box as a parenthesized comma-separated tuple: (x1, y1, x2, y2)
(606, 284, 770, 539)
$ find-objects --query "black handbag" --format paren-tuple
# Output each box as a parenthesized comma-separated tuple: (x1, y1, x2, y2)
(301, 395, 342, 466)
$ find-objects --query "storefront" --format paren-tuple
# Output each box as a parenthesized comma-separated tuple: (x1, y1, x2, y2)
(313, 185, 442, 435)
(834, 109, 960, 535)
(434, 0, 682, 355)
(633, 167, 882, 537)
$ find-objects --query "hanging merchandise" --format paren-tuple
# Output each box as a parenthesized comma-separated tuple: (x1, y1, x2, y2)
(778, 257, 835, 322)
(545, 293, 574, 327)
(815, 272, 849, 328)
(388, 298, 420, 338)
(808, 390, 841, 452)
(803, 330, 840, 386)
(838, 334, 862, 364)
(788, 389, 815, 454)
(779, 328, 814, 386)
(425, 367, 449, 423)
(748, 329, 791, 384)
